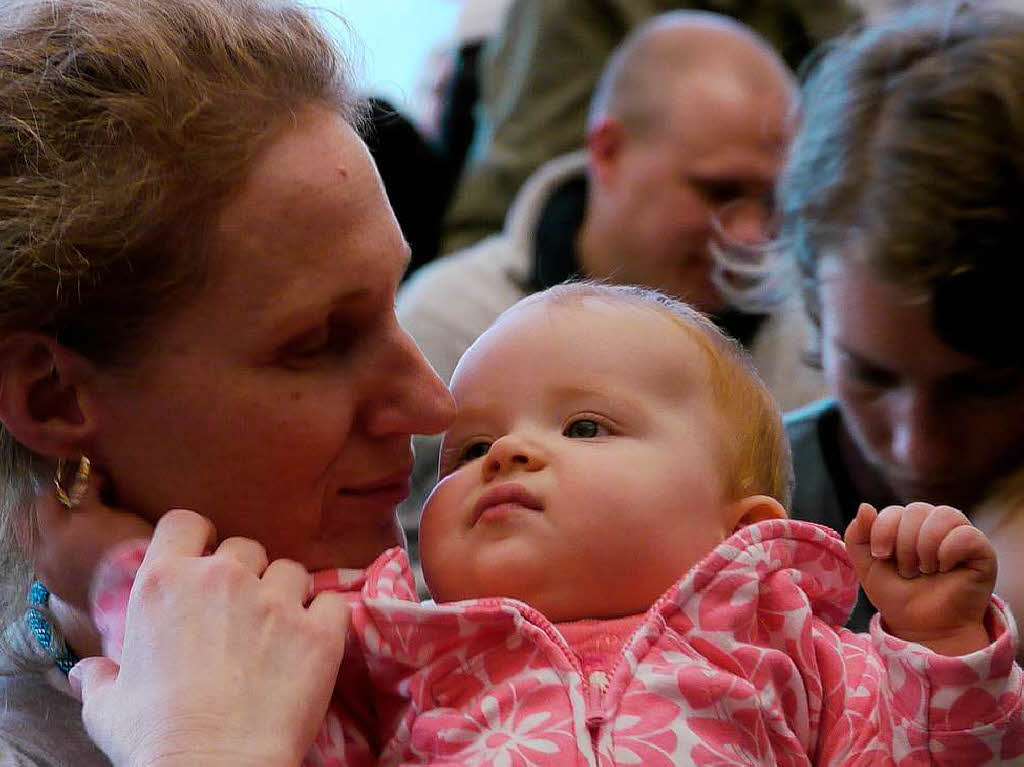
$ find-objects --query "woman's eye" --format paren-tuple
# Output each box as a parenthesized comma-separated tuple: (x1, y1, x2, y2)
(290, 339, 326, 358)
(283, 323, 357, 366)
(459, 441, 491, 463)
(563, 418, 606, 439)
(281, 333, 328, 365)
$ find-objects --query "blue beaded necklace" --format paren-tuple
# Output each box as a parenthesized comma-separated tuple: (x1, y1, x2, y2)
(26, 580, 80, 675)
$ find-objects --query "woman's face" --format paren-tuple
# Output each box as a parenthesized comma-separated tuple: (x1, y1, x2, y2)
(818, 255, 1024, 509)
(83, 107, 455, 570)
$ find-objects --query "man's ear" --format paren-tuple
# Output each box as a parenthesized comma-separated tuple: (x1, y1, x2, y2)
(585, 116, 628, 187)
(0, 332, 98, 458)
(728, 494, 787, 533)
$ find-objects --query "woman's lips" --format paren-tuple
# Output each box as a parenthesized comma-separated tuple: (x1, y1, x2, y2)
(472, 482, 543, 524)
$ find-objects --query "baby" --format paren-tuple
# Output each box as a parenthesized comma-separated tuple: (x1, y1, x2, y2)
(71, 284, 1024, 764)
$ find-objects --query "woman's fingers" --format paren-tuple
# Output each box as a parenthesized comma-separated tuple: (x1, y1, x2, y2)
(144, 509, 217, 565)
(215, 536, 269, 576)
(261, 558, 313, 602)
(307, 589, 350, 630)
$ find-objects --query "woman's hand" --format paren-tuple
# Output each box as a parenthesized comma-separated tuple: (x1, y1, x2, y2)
(845, 502, 996, 656)
(69, 509, 350, 767)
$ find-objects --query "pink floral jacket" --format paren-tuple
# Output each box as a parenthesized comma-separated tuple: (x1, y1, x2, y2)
(94, 520, 1024, 766)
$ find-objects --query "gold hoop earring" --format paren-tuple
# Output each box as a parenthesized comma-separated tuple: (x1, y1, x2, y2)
(54, 455, 91, 509)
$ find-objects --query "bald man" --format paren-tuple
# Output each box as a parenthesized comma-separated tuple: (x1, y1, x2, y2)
(396, 12, 825, 592)
(442, 0, 858, 253)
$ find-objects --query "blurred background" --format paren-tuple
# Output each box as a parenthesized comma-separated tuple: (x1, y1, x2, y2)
(321, 0, 463, 129)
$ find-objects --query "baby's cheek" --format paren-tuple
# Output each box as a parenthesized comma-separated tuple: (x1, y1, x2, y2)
(418, 478, 465, 584)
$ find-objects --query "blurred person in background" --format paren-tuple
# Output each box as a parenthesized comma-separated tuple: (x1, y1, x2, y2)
(441, 0, 860, 254)
(774, 1, 1024, 639)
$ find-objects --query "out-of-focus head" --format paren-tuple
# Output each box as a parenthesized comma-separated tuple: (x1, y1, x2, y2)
(580, 11, 796, 315)
(0, 0, 455, 618)
(780, 3, 1024, 507)
(420, 283, 789, 621)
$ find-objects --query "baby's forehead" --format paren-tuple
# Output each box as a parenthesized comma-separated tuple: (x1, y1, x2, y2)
(453, 295, 718, 400)
(503, 293, 697, 336)
(510, 294, 715, 357)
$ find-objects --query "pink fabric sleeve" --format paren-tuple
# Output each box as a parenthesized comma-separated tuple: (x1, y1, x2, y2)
(815, 597, 1024, 765)
(88, 539, 149, 662)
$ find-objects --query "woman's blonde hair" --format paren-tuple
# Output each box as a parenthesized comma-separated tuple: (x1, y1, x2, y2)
(0, 0, 361, 636)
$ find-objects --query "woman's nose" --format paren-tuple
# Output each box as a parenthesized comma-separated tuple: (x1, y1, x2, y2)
(482, 434, 544, 480)
(365, 324, 455, 437)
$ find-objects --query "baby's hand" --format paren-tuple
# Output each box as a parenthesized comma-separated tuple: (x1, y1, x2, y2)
(33, 470, 153, 611)
(844, 502, 997, 656)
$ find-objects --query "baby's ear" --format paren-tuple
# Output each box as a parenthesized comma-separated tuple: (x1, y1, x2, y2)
(728, 495, 787, 532)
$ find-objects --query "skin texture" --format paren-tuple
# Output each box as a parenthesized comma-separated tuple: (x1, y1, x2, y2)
(578, 24, 794, 315)
(419, 299, 778, 622)
(79, 107, 455, 573)
(818, 256, 1024, 510)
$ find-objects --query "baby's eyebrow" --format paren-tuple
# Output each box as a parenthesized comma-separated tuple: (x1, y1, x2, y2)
(548, 384, 648, 414)
(549, 384, 606, 400)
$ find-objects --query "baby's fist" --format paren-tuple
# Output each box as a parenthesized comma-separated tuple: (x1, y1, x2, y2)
(844, 502, 997, 655)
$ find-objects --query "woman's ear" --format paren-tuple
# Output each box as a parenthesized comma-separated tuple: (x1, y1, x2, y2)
(0, 332, 98, 458)
(728, 494, 787, 533)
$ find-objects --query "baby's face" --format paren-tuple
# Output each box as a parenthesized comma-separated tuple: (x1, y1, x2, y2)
(420, 298, 737, 621)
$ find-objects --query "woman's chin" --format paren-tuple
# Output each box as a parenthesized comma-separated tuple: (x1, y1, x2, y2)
(306, 511, 403, 571)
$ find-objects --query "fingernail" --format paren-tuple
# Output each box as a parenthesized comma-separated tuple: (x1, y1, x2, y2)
(67, 664, 82, 700)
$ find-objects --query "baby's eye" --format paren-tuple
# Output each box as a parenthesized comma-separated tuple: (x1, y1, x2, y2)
(459, 440, 492, 463)
(563, 418, 608, 439)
